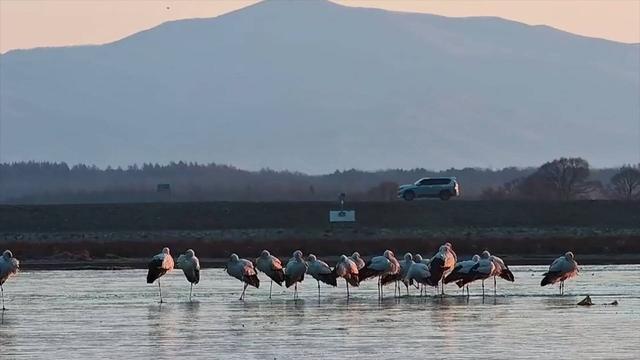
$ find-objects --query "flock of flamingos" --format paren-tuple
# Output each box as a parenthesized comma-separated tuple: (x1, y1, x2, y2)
(0, 243, 579, 307)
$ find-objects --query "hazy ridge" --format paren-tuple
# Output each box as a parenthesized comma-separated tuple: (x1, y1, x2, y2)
(1, 0, 638, 173)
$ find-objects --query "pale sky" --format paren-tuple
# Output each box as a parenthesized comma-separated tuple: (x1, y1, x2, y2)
(1, 0, 639, 54)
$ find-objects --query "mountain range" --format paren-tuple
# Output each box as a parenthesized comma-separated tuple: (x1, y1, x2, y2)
(1, 0, 638, 173)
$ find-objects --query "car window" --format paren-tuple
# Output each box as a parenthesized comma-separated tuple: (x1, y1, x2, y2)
(434, 178, 451, 185)
(418, 178, 452, 186)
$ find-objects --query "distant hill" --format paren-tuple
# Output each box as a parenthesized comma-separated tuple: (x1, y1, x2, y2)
(1, 0, 638, 173)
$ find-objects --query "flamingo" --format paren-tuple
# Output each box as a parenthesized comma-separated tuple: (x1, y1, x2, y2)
(147, 247, 174, 303)
(0, 250, 20, 311)
(306, 254, 338, 296)
(358, 250, 400, 299)
(541, 252, 578, 295)
(489, 254, 515, 295)
(412, 254, 431, 295)
(381, 252, 413, 296)
(255, 250, 285, 299)
(404, 259, 431, 296)
(444, 242, 458, 262)
(350, 252, 366, 270)
(176, 249, 200, 302)
(443, 254, 480, 296)
(284, 250, 307, 300)
(456, 251, 495, 297)
(428, 244, 456, 295)
(226, 254, 260, 300)
(335, 255, 359, 298)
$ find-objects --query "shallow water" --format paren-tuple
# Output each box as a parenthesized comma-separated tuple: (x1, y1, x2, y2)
(1, 265, 639, 359)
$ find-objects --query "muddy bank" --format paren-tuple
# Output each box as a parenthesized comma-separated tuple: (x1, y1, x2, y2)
(4, 227, 640, 269)
(2, 201, 639, 269)
(19, 254, 640, 270)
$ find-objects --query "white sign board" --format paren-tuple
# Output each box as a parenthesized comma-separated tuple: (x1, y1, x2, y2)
(329, 210, 356, 222)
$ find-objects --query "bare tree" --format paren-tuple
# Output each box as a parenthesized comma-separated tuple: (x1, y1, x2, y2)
(610, 166, 640, 200)
(520, 157, 592, 200)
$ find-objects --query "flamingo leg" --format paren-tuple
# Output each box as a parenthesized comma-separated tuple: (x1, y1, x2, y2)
(494, 276, 497, 296)
(189, 283, 193, 302)
(317, 280, 321, 297)
(294, 283, 298, 300)
(346, 279, 350, 298)
(158, 280, 163, 304)
(440, 275, 445, 296)
(240, 282, 248, 301)
(269, 280, 273, 299)
(1, 285, 4, 311)
(482, 279, 485, 298)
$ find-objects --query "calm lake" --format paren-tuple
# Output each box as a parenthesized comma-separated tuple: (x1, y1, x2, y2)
(1, 265, 639, 359)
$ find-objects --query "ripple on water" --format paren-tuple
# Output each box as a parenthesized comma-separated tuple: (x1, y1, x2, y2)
(1, 265, 639, 359)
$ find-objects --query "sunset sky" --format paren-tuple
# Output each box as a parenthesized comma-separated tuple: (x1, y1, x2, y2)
(1, 0, 639, 54)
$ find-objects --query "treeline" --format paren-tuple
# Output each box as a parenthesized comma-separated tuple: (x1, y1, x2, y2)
(0, 159, 635, 204)
(480, 158, 639, 201)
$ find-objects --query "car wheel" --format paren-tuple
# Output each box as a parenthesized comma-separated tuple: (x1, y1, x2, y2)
(439, 191, 451, 201)
(403, 191, 415, 201)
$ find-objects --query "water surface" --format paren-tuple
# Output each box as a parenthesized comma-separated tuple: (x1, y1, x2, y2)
(1, 265, 639, 359)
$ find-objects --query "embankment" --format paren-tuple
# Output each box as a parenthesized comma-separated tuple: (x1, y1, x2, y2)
(1, 201, 639, 268)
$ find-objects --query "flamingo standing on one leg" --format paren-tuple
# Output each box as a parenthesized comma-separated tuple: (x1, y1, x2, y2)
(541, 252, 578, 295)
(306, 254, 338, 297)
(428, 244, 456, 295)
(335, 255, 359, 298)
(176, 249, 200, 302)
(284, 250, 308, 300)
(489, 254, 515, 296)
(226, 254, 260, 300)
(147, 247, 175, 303)
(255, 250, 285, 299)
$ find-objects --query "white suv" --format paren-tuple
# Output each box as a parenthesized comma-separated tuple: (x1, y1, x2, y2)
(397, 177, 460, 201)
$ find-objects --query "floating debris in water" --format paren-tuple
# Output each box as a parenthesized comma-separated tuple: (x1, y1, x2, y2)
(577, 296, 593, 306)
